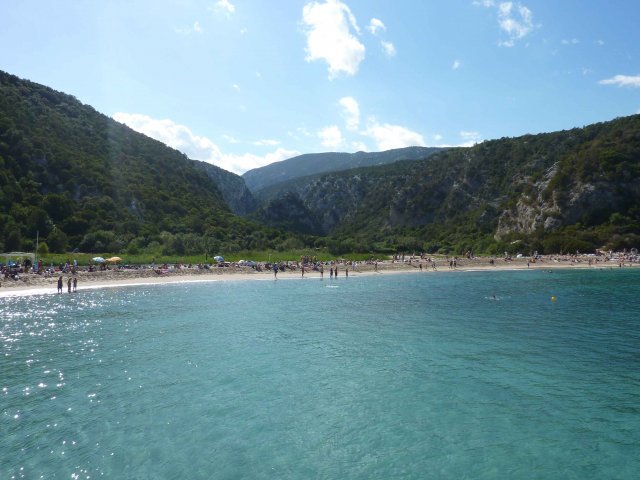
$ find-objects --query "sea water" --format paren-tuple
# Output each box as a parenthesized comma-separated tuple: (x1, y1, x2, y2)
(1, 269, 639, 479)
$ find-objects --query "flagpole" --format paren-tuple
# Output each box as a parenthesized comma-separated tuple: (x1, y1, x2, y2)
(35, 230, 39, 272)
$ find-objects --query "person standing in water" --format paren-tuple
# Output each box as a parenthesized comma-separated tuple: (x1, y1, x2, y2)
(57, 276, 63, 293)
(73, 277, 77, 292)
(67, 277, 72, 293)
(273, 263, 279, 279)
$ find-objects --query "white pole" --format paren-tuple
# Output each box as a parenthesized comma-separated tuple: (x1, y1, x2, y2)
(35, 230, 39, 272)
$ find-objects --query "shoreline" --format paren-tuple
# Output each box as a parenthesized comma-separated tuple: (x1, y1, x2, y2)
(1, 257, 638, 298)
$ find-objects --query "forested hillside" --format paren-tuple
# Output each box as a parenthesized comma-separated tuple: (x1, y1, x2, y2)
(0, 71, 302, 255)
(253, 115, 640, 255)
(2, 69, 638, 257)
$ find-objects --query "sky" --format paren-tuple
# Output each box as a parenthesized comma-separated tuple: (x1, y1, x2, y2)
(1, 0, 639, 174)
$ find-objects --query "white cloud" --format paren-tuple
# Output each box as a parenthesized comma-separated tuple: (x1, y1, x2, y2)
(223, 134, 238, 144)
(381, 41, 396, 57)
(459, 130, 483, 146)
(213, 0, 235, 16)
(367, 18, 386, 35)
(253, 139, 280, 146)
(561, 38, 579, 45)
(497, 2, 534, 47)
(232, 84, 240, 92)
(339, 96, 360, 131)
(598, 74, 640, 88)
(175, 21, 204, 35)
(318, 125, 345, 148)
(476, 1, 535, 47)
(452, 59, 461, 70)
(364, 120, 426, 151)
(302, 0, 366, 79)
(351, 141, 369, 151)
(595, 39, 604, 46)
(113, 112, 297, 174)
(433, 133, 443, 141)
(220, 148, 300, 173)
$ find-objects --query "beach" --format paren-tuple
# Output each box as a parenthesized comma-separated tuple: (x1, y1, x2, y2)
(1, 254, 637, 297)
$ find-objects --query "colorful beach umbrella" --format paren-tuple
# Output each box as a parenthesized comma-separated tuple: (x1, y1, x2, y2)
(92, 257, 105, 263)
(106, 256, 122, 263)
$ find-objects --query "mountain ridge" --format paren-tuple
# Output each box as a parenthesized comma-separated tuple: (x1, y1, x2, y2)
(242, 146, 444, 193)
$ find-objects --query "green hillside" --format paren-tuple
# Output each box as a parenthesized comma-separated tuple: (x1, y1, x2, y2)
(2, 69, 638, 258)
(253, 115, 640, 255)
(0, 71, 302, 255)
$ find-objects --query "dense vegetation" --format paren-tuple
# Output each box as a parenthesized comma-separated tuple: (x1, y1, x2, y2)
(255, 115, 640, 255)
(0, 71, 309, 256)
(2, 69, 638, 258)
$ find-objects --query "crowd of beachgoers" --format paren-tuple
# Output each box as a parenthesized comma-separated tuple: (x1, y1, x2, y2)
(0, 250, 638, 295)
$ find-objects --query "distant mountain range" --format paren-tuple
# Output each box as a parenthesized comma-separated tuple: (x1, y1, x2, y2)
(1, 69, 638, 256)
(242, 147, 444, 193)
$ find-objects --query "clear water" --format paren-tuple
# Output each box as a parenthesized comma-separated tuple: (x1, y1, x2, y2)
(2, 269, 639, 479)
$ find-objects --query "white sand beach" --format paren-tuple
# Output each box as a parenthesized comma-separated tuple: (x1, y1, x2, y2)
(1, 254, 637, 298)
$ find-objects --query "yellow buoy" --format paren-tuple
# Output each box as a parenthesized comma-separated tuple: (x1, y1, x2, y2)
(551, 296, 557, 302)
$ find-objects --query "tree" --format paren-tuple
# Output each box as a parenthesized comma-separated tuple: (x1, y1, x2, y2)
(47, 228, 69, 253)
(5, 229, 21, 251)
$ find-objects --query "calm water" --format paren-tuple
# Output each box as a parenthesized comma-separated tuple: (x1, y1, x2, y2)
(1, 269, 639, 479)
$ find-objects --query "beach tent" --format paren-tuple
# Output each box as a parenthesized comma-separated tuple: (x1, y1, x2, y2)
(92, 257, 105, 263)
(214, 256, 224, 262)
(1, 251, 35, 266)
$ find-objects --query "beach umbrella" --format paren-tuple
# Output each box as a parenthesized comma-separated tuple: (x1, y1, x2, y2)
(106, 256, 122, 263)
(213, 255, 224, 262)
(92, 257, 105, 263)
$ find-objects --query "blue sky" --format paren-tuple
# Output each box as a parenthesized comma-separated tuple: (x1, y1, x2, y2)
(1, 0, 639, 174)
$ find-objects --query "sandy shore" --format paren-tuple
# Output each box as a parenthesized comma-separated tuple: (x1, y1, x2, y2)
(1, 256, 637, 298)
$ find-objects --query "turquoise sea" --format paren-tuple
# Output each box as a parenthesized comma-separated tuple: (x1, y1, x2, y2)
(1, 269, 639, 479)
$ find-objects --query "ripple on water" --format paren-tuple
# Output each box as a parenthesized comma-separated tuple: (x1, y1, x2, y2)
(1, 270, 639, 479)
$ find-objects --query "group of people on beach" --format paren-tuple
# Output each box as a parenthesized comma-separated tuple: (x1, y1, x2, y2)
(57, 276, 77, 293)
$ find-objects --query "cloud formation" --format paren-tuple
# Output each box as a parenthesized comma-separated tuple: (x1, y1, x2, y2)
(364, 120, 426, 151)
(497, 2, 534, 46)
(214, 0, 235, 16)
(175, 21, 203, 35)
(302, 0, 365, 79)
(318, 125, 345, 148)
(476, 1, 535, 47)
(339, 96, 360, 131)
(381, 41, 396, 57)
(367, 18, 386, 35)
(459, 130, 483, 145)
(367, 16, 396, 58)
(113, 112, 298, 174)
(598, 74, 640, 88)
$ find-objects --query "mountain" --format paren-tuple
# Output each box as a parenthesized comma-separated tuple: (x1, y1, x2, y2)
(0, 70, 299, 254)
(242, 146, 444, 193)
(252, 115, 640, 254)
(192, 160, 258, 215)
